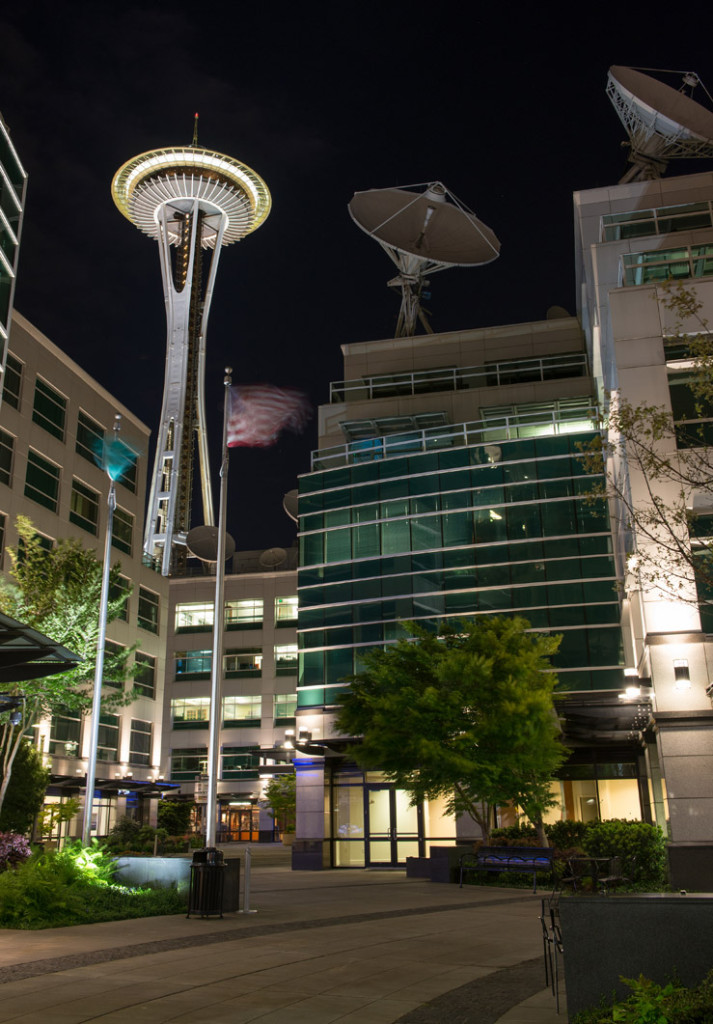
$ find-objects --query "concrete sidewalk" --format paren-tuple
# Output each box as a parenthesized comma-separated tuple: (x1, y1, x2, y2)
(0, 846, 566, 1023)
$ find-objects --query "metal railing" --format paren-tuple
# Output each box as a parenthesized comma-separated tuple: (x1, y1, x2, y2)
(329, 353, 588, 404)
(310, 404, 600, 472)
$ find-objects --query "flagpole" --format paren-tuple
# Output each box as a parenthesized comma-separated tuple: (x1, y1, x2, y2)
(82, 415, 121, 845)
(205, 368, 232, 848)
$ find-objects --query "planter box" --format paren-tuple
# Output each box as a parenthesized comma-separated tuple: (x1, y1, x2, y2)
(559, 894, 713, 1018)
(113, 856, 192, 888)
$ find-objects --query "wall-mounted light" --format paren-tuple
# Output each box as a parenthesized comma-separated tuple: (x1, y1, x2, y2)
(674, 659, 691, 691)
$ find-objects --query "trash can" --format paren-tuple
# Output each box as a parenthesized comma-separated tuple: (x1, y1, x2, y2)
(187, 847, 226, 918)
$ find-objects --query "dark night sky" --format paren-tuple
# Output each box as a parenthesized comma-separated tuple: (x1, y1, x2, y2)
(1, 3, 711, 552)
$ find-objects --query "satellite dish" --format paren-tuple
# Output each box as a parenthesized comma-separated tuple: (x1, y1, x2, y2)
(186, 525, 236, 563)
(607, 66, 713, 182)
(259, 547, 287, 569)
(282, 490, 299, 523)
(349, 181, 500, 337)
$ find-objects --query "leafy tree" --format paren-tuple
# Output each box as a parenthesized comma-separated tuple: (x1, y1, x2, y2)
(336, 617, 567, 844)
(583, 282, 713, 609)
(262, 774, 296, 834)
(0, 740, 49, 835)
(0, 517, 134, 818)
(156, 800, 194, 835)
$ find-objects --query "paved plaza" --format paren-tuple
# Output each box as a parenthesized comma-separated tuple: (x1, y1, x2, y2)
(0, 846, 565, 1023)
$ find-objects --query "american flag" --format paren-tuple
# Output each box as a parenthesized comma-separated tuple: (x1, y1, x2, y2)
(226, 385, 311, 448)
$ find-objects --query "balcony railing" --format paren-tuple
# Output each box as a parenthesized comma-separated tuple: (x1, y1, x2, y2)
(329, 352, 588, 403)
(310, 403, 600, 471)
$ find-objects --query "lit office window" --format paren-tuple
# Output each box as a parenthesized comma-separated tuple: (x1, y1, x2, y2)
(224, 649, 262, 676)
(275, 595, 298, 624)
(275, 644, 298, 674)
(223, 695, 261, 723)
(171, 697, 210, 724)
(175, 650, 212, 678)
(225, 599, 263, 628)
(24, 450, 60, 511)
(274, 693, 297, 720)
(175, 602, 214, 631)
(33, 378, 67, 440)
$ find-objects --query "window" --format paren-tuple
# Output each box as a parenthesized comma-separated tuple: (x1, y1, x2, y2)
(133, 652, 156, 698)
(275, 644, 298, 674)
(225, 599, 263, 629)
(175, 601, 213, 632)
(170, 747, 208, 780)
(274, 693, 297, 721)
(0, 428, 13, 485)
(24, 450, 60, 511)
(117, 444, 137, 493)
(224, 648, 262, 676)
(621, 245, 713, 287)
(175, 650, 212, 678)
(112, 507, 134, 555)
(2, 353, 21, 409)
(221, 746, 260, 779)
(223, 695, 261, 723)
(0, 513, 5, 565)
(138, 587, 159, 633)
(275, 596, 298, 625)
(49, 707, 81, 757)
(69, 479, 99, 534)
(103, 640, 125, 690)
(602, 201, 713, 242)
(97, 713, 119, 762)
(171, 697, 211, 725)
(76, 411, 103, 465)
(129, 720, 152, 766)
(110, 575, 130, 621)
(33, 378, 66, 440)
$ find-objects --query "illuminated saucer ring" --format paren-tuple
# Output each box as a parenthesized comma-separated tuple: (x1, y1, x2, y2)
(111, 147, 271, 248)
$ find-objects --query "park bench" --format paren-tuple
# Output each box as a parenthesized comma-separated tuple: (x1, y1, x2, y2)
(459, 845, 554, 892)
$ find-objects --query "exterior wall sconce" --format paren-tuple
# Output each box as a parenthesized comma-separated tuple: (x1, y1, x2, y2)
(673, 659, 691, 691)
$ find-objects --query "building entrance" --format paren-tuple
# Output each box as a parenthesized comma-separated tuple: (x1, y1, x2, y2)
(365, 784, 421, 866)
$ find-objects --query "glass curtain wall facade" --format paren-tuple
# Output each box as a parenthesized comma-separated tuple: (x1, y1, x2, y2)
(0, 115, 27, 395)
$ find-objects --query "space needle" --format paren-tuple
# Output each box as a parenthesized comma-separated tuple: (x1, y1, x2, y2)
(112, 121, 271, 575)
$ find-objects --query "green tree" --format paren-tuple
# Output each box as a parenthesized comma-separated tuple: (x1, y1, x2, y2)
(336, 617, 567, 844)
(0, 739, 49, 834)
(0, 517, 134, 819)
(583, 282, 713, 609)
(262, 774, 296, 834)
(156, 800, 194, 835)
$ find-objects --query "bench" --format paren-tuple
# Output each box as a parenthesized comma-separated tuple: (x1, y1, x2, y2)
(459, 845, 554, 892)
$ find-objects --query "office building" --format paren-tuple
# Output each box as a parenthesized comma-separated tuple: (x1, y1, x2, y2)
(0, 311, 170, 834)
(0, 115, 26, 398)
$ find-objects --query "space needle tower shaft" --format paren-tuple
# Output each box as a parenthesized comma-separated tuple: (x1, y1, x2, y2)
(112, 127, 270, 575)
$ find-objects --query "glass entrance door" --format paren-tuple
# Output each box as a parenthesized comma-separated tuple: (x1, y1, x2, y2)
(365, 784, 421, 866)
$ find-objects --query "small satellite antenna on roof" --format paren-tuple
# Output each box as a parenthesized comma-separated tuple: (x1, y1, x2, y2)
(282, 490, 299, 523)
(348, 181, 500, 337)
(259, 547, 287, 569)
(607, 66, 713, 182)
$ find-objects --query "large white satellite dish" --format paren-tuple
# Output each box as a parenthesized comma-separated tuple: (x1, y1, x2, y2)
(607, 66, 713, 182)
(349, 181, 500, 337)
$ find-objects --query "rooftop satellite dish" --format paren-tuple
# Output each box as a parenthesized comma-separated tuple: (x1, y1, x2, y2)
(259, 547, 287, 569)
(607, 66, 713, 182)
(348, 181, 500, 337)
(186, 525, 236, 563)
(282, 490, 299, 523)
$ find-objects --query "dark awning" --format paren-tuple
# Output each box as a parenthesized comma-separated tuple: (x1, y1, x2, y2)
(0, 610, 82, 684)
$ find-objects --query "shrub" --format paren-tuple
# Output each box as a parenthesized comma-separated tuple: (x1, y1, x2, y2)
(157, 800, 194, 835)
(583, 820, 667, 887)
(546, 819, 590, 850)
(0, 832, 31, 872)
(572, 971, 713, 1023)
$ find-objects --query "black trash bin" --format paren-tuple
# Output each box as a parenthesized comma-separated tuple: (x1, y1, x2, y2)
(187, 848, 226, 918)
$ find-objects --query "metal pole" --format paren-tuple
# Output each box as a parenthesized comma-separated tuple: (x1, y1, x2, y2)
(82, 415, 121, 845)
(205, 369, 232, 848)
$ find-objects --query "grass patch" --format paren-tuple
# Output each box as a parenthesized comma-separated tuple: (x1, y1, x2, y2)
(0, 841, 187, 929)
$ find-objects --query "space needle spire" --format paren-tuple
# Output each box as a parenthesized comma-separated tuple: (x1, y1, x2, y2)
(112, 126, 270, 575)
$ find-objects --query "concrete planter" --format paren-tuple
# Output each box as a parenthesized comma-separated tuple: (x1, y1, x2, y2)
(113, 856, 192, 888)
(559, 894, 713, 1018)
